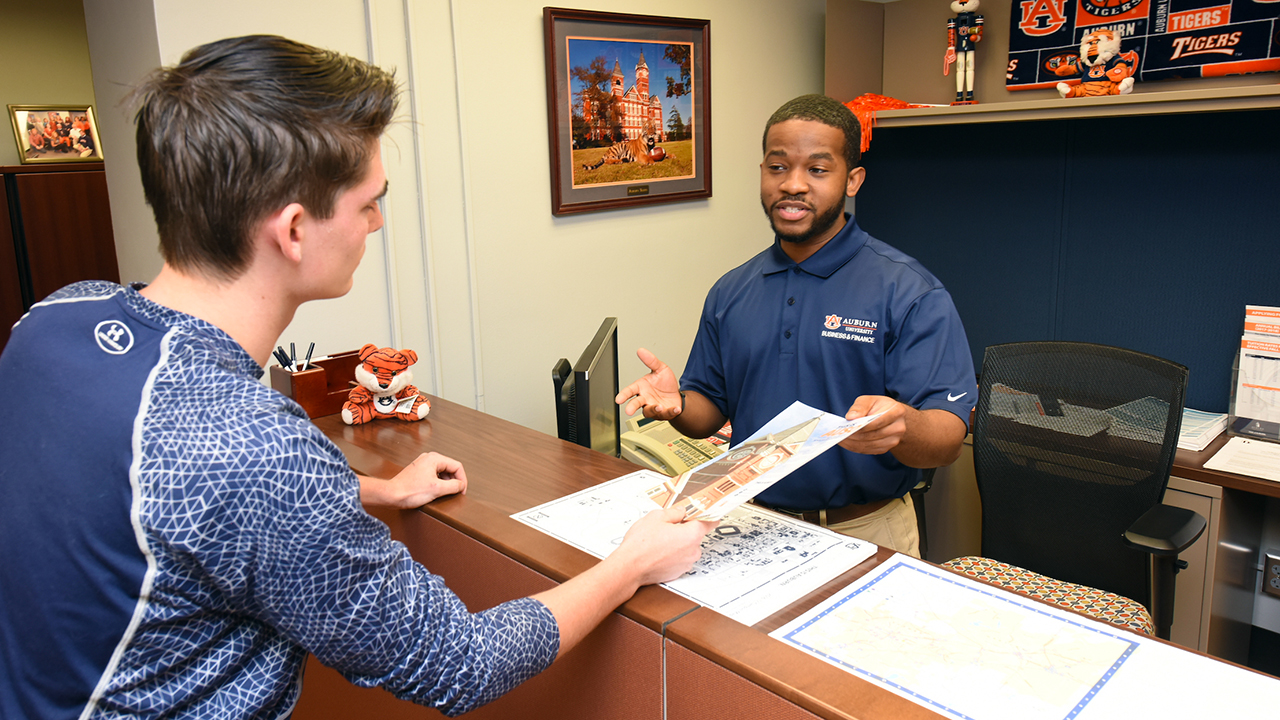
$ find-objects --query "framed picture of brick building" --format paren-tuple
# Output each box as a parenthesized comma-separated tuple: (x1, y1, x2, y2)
(543, 7, 711, 216)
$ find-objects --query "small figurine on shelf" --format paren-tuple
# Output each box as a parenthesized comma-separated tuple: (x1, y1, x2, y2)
(1049, 28, 1139, 98)
(341, 343, 431, 425)
(944, 0, 984, 105)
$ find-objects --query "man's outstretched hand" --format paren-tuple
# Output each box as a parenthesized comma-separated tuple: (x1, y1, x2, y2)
(616, 348, 682, 420)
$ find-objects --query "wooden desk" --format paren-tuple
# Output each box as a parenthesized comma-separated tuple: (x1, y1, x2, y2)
(293, 397, 696, 720)
(291, 396, 946, 719)
(293, 397, 1270, 718)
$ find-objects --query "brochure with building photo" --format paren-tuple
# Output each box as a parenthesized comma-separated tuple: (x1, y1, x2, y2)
(645, 401, 882, 521)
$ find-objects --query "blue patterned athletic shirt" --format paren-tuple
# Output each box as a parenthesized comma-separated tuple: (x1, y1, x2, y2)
(0, 282, 558, 719)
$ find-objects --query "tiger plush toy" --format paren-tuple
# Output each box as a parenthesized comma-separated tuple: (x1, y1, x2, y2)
(341, 343, 431, 425)
(1051, 28, 1138, 98)
(582, 134, 658, 171)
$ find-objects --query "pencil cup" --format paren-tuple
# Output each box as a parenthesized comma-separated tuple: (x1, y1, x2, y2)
(269, 350, 360, 419)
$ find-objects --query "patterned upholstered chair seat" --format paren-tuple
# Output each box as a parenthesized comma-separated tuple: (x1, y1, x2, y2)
(943, 556, 1155, 636)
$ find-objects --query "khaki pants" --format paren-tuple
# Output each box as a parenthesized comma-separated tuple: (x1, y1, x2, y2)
(825, 494, 920, 558)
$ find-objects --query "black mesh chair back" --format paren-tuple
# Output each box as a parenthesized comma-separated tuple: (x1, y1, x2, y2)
(972, 341, 1188, 608)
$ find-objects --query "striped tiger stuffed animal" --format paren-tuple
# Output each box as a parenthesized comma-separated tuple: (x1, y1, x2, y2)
(341, 344, 431, 425)
(582, 135, 657, 171)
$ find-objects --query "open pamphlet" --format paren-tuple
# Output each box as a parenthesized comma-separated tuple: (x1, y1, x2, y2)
(643, 401, 883, 521)
(513, 478, 877, 627)
(509, 401, 883, 625)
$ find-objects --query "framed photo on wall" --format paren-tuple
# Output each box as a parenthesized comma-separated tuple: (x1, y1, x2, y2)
(543, 7, 711, 216)
(8, 105, 104, 164)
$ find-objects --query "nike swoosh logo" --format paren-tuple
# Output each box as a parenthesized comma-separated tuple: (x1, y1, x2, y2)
(947, 392, 968, 402)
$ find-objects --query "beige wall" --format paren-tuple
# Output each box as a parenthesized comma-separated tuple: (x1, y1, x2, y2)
(79, 0, 827, 436)
(0, 0, 99, 166)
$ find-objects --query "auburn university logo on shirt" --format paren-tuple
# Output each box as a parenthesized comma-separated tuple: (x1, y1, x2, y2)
(820, 314, 878, 344)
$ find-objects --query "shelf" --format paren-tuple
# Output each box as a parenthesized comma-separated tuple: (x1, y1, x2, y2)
(871, 85, 1280, 127)
(825, 0, 1280, 128)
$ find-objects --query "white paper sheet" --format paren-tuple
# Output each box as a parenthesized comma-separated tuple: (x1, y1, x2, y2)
(513, 471, 876, 627)
(1204, 436, 1280, 483)
(771, 554, 1278, 720)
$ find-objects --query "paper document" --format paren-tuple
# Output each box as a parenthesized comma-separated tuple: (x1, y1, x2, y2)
(513, 471, 876, 627)
(1231, 305, 1280, 442)
(1244, 304, 1280, 338)
(1177, 408, 1228, 452)
(645, 401, 882, 521)
(1234, 336, 1280, 425)
(1204, 436, 1280, 483)
(771, 554, 1279, 720)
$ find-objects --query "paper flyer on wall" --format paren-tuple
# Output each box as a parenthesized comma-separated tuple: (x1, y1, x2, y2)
(643, 401, 883, 521)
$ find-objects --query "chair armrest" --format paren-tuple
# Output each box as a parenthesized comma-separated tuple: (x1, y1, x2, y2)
(1122, 504, 1207, 557)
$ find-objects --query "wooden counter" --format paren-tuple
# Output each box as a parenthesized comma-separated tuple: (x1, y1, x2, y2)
(292, 396, 1274, 718)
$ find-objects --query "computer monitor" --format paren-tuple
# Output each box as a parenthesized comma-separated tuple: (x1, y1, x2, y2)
(552, 317, 620, 458)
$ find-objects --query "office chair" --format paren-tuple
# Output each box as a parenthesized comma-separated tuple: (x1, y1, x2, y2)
(909, 468, 935, 560)
(942, 342, 1205, 639)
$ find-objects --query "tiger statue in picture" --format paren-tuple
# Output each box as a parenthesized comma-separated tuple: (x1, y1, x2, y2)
(582, 134, 658, 171)
(341, 343, 431, 425)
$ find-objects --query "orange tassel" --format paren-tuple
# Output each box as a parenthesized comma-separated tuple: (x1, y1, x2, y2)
(843, 94, 924, 153)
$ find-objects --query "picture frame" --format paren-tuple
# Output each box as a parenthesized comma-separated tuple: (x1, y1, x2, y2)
(8, 105, 104, 164)
(543, 7, 711, 216)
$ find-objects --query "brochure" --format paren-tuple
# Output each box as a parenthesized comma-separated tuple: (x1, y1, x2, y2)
(643, 400, 883, 521)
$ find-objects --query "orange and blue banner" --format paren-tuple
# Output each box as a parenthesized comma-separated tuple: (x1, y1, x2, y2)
(1006, 0, 1280, 90)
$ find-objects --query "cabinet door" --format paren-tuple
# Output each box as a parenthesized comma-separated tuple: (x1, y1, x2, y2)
(1164, 479, 1218, 652)
(14, 170, 118, 304)
(0, 184, 22, 349)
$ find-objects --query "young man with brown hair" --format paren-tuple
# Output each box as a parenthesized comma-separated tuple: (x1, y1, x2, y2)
(0, 35, 712, 719)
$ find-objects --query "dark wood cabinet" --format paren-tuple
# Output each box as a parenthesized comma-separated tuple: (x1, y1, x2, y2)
(1, 162, 118, 348)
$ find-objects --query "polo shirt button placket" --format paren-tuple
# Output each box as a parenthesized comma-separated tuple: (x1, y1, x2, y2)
(782, 276, 799, 350)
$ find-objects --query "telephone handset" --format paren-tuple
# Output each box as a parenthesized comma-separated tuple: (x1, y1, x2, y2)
(620, 415, 731, 477)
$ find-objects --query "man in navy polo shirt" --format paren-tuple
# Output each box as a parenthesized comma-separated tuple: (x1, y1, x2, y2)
(617, 94, 978, 557)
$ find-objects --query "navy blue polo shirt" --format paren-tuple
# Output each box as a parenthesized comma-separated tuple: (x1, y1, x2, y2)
(680, 215, 978, 510)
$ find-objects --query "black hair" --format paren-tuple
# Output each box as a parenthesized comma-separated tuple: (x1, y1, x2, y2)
(762, 94, 861, 170)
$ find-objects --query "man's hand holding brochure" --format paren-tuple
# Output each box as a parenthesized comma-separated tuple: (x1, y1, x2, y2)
(646, 401, 884, 521)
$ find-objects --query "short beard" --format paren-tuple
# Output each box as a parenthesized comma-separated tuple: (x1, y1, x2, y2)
(762, 196, 846, 245)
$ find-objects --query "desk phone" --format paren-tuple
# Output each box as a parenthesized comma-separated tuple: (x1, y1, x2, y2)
(620, 415, 729, 477)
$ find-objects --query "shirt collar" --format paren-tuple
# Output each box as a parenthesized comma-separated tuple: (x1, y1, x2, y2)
(761, 214, 868, 279)
(124, 283, 265, 380)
